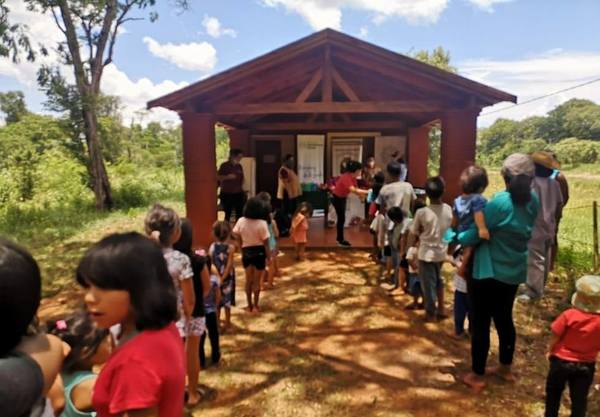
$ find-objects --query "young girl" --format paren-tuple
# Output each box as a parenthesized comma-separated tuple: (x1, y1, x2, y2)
(291, 202, 312, 261)
(232, 197, 271, 313)
(200, 262, 221, 369)
(47, 310, 112, 417)
(145, 203, 195, 338)
(76, 232, 185, 417)
(404, 239, 423, 310)
(257, 192, 281, 289)
(210, 221, 236, 330)
(173, 218, 210, 406)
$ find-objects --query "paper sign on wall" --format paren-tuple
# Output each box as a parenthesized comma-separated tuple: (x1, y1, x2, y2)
(297, 135, 325, 184)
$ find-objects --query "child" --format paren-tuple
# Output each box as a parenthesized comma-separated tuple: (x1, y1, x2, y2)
(145, 203, 195, 338)
(451, 247, 471, 339)
(386, 206, 405, 290)
(367, 172, 385, 262)
(210, 221, 236, 330)
(47, 310, 112, 417)
(232, 197, 271, 313)
(174, 218, 210, 406)
(291, 202, 312, 261)
(405, 239, 423, 309)
(76, 232, 185, 417)
(200, 263, 221, 369)
(545, 275, 600, 417)
(408, 177, 453, 322)
(257, 192, 281, 288)
(452, 166, 489, 279)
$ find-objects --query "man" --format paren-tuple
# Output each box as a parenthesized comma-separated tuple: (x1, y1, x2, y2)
(519, 151, 564, 301)
(277, 154, 302, 219)
(217, 149, 245, 222)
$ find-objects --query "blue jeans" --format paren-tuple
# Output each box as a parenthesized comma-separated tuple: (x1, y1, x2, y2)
(418, 261, 443, 316)
(454, 290, 471, 335)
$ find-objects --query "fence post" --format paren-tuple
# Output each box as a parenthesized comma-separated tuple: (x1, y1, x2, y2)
(594, 201, 599, 272)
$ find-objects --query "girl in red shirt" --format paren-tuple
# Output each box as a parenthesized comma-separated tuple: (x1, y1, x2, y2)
(331, 160, 369, 247)
(76, 232, 185, 417)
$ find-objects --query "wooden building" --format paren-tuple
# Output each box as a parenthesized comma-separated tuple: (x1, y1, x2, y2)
(148, 29, 516, 247)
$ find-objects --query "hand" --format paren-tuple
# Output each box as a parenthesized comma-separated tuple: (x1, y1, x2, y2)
(478, 228, 490, 240)
(227, 173, 237, 180)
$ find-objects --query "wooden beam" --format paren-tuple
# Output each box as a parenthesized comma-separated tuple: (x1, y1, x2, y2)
(340, 113, 352, 122)
(214, 100, 446, 115)
(331, 66, 360, 102)
(322, 46, 333, 102)
(295, 68, 322, 103)
(251, 120, 406, 131)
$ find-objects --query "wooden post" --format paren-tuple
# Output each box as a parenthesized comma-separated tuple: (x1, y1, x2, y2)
(594, 201, 599, 272)
(180, 112, 217, 249)
(407, 126, 430, 188)
(440, 109, 479, 203)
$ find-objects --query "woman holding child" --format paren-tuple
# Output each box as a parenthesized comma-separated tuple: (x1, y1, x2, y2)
(457, 153, 540, 391)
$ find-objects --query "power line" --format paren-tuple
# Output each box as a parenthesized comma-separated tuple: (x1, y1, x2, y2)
(480, 76, 600, 117)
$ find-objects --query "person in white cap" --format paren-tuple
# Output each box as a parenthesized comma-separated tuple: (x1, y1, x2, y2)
(545, 275, 600, 417)
(518, 151, 564, 301)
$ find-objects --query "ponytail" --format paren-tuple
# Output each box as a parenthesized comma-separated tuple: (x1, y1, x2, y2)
(505, 174, 532, 206)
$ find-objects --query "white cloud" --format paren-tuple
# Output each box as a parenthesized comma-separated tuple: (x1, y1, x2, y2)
(358, 26, 369, 38)
(260, 0, 449, 30)
(202, 15, 237, 38)
(143, 36, 217, 73)
(459, 50, 600, 126)
(467, 0, 515, 12)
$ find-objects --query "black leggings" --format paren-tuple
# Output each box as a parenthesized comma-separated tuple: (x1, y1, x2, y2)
(332, 195, 347, 242)
(469, 278, 518, 375)
(545, 356, 595, 417)
(220, 192, 245, 222)
(200, 312, 220, 367)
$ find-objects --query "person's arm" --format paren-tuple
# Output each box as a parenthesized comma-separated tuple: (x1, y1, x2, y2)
(221, 244, 236, 282)
(547, 333, 561, 359)
(557, 173, 569, 206)
(349, 185, 369, 196)
(16, 333, 69, 395)
(214, 281, 222, 308)
(201, 264, 211, 298)
(474, 212, 489, 240)
(181, 278, 195, 319)
(216, 164, 236, 182)
(272, 220, 280, 238)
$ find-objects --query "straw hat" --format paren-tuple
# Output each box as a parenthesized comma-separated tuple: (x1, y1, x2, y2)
(531, 151, 560, 170)
(571, 275, 600, 314)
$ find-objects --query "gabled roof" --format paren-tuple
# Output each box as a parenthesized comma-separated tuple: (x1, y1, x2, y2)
(147, 29, 515, 114)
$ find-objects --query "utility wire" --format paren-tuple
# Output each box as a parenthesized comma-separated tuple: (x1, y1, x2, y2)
(480, 76, 600, 117)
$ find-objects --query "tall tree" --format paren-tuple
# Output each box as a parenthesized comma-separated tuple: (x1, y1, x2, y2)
(0, 0, 36, 62)
(0, 91, 29, 124)
(411, 46, 456, 73)
(25, 1, 187, 210)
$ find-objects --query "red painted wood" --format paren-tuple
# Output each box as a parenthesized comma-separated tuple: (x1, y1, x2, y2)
(228, 129, 250, 155)
(407, 126, 430, 188)
(180, 112, 217, 249)
(439, 110, 479, 203)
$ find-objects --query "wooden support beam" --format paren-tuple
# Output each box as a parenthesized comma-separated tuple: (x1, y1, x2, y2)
(250, 120, 406, 131)
(322, 46, 333, 102)
(340, 113, 352, 122)
(331, 67, 360, 102)
(214, 100, 445, 115)
(295, 68, 322, 103)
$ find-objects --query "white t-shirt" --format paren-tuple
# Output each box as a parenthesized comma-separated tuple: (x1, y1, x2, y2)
(233, 217, 270, 247)
(454, 273, 468, 293)
(410, 203, 453, 262)
(406, 246, 418, 273)
(375, 181, 415, 216)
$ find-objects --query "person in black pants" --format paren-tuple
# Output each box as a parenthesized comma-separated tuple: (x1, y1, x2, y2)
(200, 273, 221, 368)
(218, 149, 246, 222)
(330, 160, 369, 247)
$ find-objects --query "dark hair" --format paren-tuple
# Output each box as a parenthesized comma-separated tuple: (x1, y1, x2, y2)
(535, 163, 554, 178)
(345, 160, 362, 173)
(295, 201, 313, 218)
(373, 171, 385, 184)
(256, 191, 272, 205)
(229, 148, 243, 158)
(173, 218, 193, 256)
(425, 176, 445, 200)
(47, 310, 109, 372)
(144, 203, 181, 247)
(212, 221, 231, 242)
(504, 174, 532, 206)
(243, 196, 269, 220)
(372, 182, 384, 201)
(460, 166, 489, 194)
(412, 199, 427, 215)
(76, 232, 178, 331)
(386, 161, 402, 178)
(387, 206, 405, 223)
(0, 238, 41, 355)
(256, 193, 273, 223)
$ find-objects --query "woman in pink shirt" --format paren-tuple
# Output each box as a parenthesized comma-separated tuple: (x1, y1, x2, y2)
(331, 160, 369, 247)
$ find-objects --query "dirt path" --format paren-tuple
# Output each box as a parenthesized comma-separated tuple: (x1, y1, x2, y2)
(40, 250, 598, 417)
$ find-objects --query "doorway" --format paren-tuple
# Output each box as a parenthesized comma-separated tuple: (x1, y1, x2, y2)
(255, 140, 282, 199)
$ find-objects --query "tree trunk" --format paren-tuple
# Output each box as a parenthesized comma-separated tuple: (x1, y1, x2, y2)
(82, 96, 113, 210)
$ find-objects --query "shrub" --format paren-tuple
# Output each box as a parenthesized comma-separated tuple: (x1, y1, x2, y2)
(552, 138, 598, 165)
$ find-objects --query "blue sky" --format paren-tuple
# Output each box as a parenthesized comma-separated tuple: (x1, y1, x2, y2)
(2, 0, 600, 126)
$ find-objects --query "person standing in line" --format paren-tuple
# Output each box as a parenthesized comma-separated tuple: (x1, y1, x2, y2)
(330, 160, 369, 247)
(549, 152, 569, 271)
(519, 151, 563, 302)
(277, 154, 302, 220)
(218, 149, 246, 223)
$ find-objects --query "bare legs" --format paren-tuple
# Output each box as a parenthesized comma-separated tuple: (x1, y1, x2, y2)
(244, 266, 263, 312)
(186, 335, 201, 405)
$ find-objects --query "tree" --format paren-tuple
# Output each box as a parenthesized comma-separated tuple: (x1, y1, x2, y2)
(0, 91, 29, 124)
(411, 46, 457, 73)
(0, 0, 36, 62)
(24, 1, 188, 210)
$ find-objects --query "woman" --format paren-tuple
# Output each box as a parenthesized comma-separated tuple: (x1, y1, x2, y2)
(277, 154, 302, 220)
(330, 160, 369, 247)
(457, 153, 540, 391)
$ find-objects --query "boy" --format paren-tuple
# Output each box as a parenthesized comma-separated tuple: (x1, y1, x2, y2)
(408, 177, 453, 322)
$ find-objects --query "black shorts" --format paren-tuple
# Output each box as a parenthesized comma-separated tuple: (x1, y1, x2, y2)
(242, 246, 266, 270)
(383, 245, 392, 257)
(400, 257, 409, 270)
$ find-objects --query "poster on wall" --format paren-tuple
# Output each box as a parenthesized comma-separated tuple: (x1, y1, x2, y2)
(331, 139, 363, 176)
(374, 136, 407, 170)
(297, 135, 325, 185)
(240, 157, 256, 197)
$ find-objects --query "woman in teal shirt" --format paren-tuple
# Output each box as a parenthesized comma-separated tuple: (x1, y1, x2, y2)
(459, 154, 540, 391)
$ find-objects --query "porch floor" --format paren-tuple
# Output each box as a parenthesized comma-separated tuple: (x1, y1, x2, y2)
(278, 217, 373, 249)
